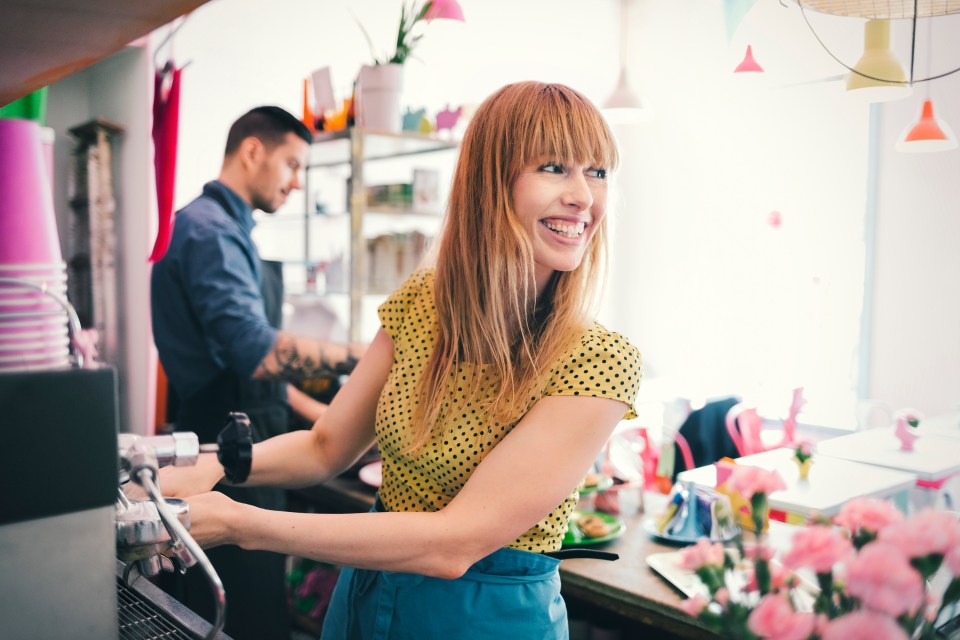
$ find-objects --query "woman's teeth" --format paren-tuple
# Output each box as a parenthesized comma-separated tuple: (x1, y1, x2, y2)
(542, 220, 585, 239)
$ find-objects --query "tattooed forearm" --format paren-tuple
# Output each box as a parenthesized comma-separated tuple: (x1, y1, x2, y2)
(254, 332, 363, 383)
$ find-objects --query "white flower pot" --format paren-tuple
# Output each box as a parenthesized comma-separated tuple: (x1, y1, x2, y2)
(358, 64, 404, 133)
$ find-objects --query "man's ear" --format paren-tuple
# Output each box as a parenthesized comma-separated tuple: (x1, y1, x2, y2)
(237, 136, 264, 170)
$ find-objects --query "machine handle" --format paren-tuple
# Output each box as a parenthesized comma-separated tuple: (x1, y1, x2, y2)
(216, 412, 253, 484)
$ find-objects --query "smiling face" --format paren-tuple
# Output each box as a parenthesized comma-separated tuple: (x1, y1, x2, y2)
(512, 159, 608, 294)
(247, 132, 308, 213)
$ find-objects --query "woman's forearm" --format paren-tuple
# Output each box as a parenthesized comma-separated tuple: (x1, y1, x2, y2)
(233, 506, 482, 579)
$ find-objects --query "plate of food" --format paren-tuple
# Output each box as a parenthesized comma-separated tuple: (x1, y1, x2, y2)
(562, 510, 625, 547)
(358, 460, 382, 488)
(577, 472, 614, 495)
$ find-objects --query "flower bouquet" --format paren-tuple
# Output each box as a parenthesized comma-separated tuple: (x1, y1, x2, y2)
(678, 465, 960, 640)
(793, 440, 814, 480)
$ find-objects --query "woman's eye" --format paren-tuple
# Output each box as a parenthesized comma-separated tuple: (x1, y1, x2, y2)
(587, 168, 608, 180)
(538, 162, 564, 174)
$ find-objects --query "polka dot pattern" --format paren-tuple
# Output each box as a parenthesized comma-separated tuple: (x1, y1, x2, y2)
(375, 269, 642, 552)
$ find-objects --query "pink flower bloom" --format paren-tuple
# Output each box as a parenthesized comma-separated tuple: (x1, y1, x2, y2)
(677, 538, 725, 570)
(744, 541, 776, 562)
(782, 525, 854, 574)
(747, 594, 816, 640)
(729, 465, 787, 500)
(877, 508, 960, 559)
(796, 440, 814, 457)
(680, 594, 709, 617)
(946, 541, 960, 574)
(715, 587, 730, 606)
(834, 497, 904, 534)
(820, 610, 909, 640)
(844, 542, 924, 617)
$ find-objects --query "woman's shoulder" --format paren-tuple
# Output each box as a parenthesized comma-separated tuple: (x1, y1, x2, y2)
(574, 322, 641, 362)
(378, 267, 436, 338)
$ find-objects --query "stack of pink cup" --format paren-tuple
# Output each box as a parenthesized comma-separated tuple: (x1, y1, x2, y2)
(0, 118, 73, 372)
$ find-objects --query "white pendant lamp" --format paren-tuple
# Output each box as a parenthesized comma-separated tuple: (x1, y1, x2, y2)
(603, 0, 649, 124)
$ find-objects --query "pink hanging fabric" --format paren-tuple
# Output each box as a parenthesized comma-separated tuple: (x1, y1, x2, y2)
(148, 65, 182, 262)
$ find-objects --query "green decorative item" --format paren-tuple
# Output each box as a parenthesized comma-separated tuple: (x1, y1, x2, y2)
(0, 87, 49, 125)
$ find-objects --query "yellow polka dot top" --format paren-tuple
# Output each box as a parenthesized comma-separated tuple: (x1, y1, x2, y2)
(375, 268, 642, 552)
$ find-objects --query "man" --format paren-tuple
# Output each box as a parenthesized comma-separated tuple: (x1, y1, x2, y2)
(150, 106, 364, 639)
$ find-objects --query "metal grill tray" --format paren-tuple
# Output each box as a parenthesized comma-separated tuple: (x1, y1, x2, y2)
(115, 561, 231, 640)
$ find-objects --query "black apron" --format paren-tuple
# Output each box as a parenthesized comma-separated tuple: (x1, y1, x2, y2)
(160, 252, 292, 640)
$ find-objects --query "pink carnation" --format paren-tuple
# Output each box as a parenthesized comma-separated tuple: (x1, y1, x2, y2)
(844, 542, 924, 617)
(729, 465, 786, 500)
(820, 610, 909, 640)
(677, 538, 725, 570)
(680, 594, 709, 617)
(946, 542, 960, 574)
(747, 594, 816, 640)
(782, 525, 854, 574)
(744, 541, 776, 562)
(834, 497, 904, 534)
(877, 508, 960, 559)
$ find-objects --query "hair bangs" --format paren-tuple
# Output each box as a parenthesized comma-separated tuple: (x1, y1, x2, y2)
(516, 85, 618, 174)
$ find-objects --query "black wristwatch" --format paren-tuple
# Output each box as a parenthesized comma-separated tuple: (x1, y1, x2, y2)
(217, 412, 253, 484)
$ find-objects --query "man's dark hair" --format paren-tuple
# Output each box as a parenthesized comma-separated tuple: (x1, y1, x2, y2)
(224, 106, 312, 155)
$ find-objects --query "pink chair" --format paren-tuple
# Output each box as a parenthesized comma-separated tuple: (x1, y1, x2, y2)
(725, 388, 805, 456)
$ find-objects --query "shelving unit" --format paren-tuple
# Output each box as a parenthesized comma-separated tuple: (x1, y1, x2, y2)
(258, 128, 459, 343)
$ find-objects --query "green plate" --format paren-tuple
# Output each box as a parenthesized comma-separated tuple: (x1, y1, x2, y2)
(577, 474, 614, 496)
(562, 510, 625, 547)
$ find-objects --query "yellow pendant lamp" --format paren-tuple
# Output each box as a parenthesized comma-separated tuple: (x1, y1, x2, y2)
(846, 19, 912, 102)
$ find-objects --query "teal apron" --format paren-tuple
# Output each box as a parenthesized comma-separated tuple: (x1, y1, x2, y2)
(319, 500, 569, 640)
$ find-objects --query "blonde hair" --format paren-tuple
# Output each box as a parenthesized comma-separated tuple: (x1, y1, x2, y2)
(409, 81, 619, 450)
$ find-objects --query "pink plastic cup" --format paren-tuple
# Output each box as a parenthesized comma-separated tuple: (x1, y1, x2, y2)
(0, 119, 63, 264)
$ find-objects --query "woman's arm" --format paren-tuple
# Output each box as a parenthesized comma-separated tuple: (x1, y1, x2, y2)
(186, 391, 628, 580)
(158, 329, 392, 497)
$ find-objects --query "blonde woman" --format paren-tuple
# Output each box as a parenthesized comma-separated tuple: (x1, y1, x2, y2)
(161, 81, 642, 639)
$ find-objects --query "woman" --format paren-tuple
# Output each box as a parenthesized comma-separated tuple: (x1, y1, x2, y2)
(162, 81, 642, 639)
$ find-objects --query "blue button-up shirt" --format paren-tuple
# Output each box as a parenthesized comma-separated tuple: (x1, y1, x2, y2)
(151, 181, 278, 400)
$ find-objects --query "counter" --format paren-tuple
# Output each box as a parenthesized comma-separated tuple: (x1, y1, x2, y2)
(293, 477, 716, 639)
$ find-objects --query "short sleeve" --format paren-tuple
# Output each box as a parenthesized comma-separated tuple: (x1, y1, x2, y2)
(544, 327, 642, 420)
(377, 268, 433, 342)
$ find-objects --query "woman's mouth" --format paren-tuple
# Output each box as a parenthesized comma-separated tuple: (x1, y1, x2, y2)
(541, 219, 586, 239)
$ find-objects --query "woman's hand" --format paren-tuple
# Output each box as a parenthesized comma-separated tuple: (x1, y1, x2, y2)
(184, 491, 244, 549)
(157, 452, 224, 498)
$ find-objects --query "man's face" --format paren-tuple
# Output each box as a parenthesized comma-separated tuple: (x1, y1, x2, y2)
(248, 132, 309, 213)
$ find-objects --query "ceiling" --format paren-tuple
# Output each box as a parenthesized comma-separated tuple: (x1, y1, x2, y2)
(0, 0, 212, 107)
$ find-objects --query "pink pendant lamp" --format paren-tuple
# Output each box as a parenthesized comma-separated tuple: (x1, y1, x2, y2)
(734, 44, 764, 73)
(896, 99, 958, 152)
(424, 0, 465, 22)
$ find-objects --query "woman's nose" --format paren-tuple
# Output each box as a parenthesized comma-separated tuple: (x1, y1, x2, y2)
(562, 173, 593, 209)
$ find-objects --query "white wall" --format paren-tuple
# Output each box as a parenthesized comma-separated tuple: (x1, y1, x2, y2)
(47, 46, 157, 435)
(869, 18, 960, 415)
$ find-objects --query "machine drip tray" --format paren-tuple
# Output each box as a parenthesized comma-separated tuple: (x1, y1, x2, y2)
(116, 561, 231, 640)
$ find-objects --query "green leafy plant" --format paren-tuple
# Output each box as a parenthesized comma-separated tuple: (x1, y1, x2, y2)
(355, 0, 464, 65)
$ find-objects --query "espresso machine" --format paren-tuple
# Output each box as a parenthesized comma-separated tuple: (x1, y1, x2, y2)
(114, 413, 251, 639)
(0, 365, 248, 640)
